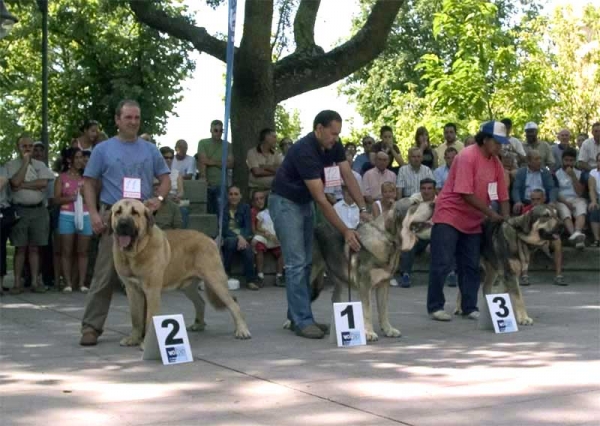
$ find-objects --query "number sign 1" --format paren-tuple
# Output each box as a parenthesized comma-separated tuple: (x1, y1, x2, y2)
(333, 302, 367, 347)
(142, 314, 193, 364)
(485, 293, 519, 334)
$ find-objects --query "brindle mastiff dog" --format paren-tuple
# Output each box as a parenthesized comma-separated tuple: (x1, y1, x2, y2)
(456, 204, 562, 325)
(110, 199, 251, 347)
(286, 199, 434, 341)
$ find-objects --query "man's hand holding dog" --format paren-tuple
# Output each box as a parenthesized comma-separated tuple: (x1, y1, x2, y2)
(345, 229, 361, 252)
(359, 211, 372, 223)
(145, 197, 162, 212)
(90, 211, 105, 235)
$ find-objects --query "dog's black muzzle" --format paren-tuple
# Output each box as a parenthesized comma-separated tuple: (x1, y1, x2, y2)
(115, 218, 138, 250)
(539, 224, 563, 241)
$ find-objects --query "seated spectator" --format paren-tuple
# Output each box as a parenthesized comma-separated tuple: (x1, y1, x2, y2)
(325, 149, 364, 204)
(140, 133, 155, 144)
(415, 126, 438, 169)
(464, 135, 475, 147)
(512, 149, 557, 215)
(54, 148, 92, 293)
(552, 129, 572, 171)
(345, 142, 357, 161)
(247, 128, 283, 193)
(576, 133, 588, 151)
(520, 189, 567, 286)
(523, 122, 555, 170)
(333, 185, 360, 230)
(352, 136, 375, 174)
(434, 147, 457, 192)
(370, 125, 404, 173)
(372, 181, 397, 218)
(397, 178, 437, 288)
(160, 147, 184, 203)
(576, 122, 599, 172)
(149, 178, 182, 230)
(588, 152, 600, 247)
(555, 148, 587, 249)
(500, 118, 526, 166)
(396, 147, 434, 199)
(435, 123, 464, 160)
(250, 191, 284, 287)
(279, 137, 293, 159)
(221, 186, 258, 290)
(499, 151, 517, 188)
(363, 152, 396, 204)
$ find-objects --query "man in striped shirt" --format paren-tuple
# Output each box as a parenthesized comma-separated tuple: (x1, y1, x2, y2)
(396, 147, 435, 199)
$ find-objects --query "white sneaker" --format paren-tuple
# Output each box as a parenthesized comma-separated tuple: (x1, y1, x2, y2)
(430, 310, 452, 321)
(390, 278, 399, 287)
(80, 286, 89, 293)
(62, 286, 72, 293)
(568, 230, 583, 241)
(467, 311, 480, 320)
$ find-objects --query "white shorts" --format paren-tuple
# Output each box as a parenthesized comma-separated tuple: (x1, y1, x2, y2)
(556, 198, 587, 219)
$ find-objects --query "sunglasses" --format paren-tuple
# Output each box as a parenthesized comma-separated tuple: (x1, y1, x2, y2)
(212, 129, 223, 133)
(163, 156, 174, 160)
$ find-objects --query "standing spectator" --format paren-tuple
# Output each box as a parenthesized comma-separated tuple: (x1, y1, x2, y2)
(523, 122, 555, 170)
(172, 139, 196, 180)
(333, 185, 360, 229)
(0, 164, 13, 294)
(352, 136, 375, 174)
(500, 118, 526, 165)
(54, 148, 92, 293)
(555, 148, 587, 249)
(427, 121, 509, 322)
(577, 122, 600, 172)
(250, 191, 284, 287)
(588, 153, 600, 247)
(415, 127, 438, 169)
(398, 178, 437, 288)
(160, 147, 184, 202)
(6, 135, 55, 294)
(221, 186, 258, 290)
(552, 129, 572, 171)
(396, 147, 434, 199)
(435, 123, 464, 160)
(197, 120, 233, 214)
(434, 147, 457, 191)
(279, 137, 293, 159)
(270, 110, 369, 339)
(512, 150, 557, 214)
(79, 99, 171, 346)
(372, 181, 397, 218)
(247, 128, 283, 193)
(370, 126, 404, 172)
(73, 120, 100, 153)
(363, 152, 396, 204)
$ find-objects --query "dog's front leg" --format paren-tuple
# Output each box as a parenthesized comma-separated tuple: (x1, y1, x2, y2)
(505, 272, 533, 326)
(376, 284, 401, 338)
(359, 279, 377, 341)
(120, 282, 146, 347)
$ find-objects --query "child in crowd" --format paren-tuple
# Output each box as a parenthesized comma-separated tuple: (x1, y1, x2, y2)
(333, 185, 360, 229)
(251, 191, 285, 287)
(372, 181, 397, 218)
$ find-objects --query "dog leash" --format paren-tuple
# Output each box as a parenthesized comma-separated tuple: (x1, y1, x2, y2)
(347, 251, 354, 302)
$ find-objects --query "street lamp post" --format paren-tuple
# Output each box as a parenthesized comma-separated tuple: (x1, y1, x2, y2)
(36, 0, 49, 158)
(0, 0, 18, 40)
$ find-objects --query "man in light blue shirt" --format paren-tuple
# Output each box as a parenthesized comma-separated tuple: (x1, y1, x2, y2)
(434, 146, 457, 192)
(352, 136, 375, 175)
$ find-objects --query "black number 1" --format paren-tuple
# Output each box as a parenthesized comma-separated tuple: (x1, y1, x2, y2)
(493, 296, 509, 318)
(341, 305, 355, 329)
(162, 319, 184, 345)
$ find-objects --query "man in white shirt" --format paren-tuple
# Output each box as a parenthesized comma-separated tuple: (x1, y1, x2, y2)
(333, 186, 360, 230)
(577, 122, 600, 172)
(172, 139, 196, 179)
(555, 148, 587, 249)
(396, 147, 434, 199)
(552, 129, 572, 171)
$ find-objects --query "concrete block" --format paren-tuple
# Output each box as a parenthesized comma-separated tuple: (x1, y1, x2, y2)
(187, 213, 218, 238)
(183, 180, 207, 203)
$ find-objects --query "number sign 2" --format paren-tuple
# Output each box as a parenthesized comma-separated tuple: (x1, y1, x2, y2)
(142, 314, 193, 364)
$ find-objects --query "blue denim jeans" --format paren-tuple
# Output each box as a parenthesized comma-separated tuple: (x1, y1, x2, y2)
(427, 223, 481, 315)
(400, 238, 429, 275)
(207, 185, 223, 215)
(222, 237, 256, 284)
(269, 193, 316, 329)
(179, 206, 189, 229)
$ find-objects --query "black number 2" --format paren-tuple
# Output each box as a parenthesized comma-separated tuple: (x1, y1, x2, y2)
(493, 296, 509, 318)
(162, 319, 184, 345)
(341, 305, 355, 329)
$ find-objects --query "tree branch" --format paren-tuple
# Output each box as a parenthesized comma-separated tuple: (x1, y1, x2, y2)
(293, 0, 321, 53)
(128, 1, 229, 63)
(274, 0, 403, 102)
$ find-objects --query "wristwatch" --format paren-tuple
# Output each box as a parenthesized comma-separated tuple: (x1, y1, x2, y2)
(157, 195, 165, 202)
(359, 207, 367, 213)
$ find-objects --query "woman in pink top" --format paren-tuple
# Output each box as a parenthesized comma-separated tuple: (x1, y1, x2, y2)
(427, 121, 510, 322)
(54, 148, 92, 293)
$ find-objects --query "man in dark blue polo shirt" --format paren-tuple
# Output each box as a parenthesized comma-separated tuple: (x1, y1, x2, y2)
(270, 110, 370, 339)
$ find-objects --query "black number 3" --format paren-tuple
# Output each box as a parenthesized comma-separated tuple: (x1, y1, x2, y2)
(341, 305, 355, 329)
(493, 296, 509, 318)
(162, 319, 184, 345)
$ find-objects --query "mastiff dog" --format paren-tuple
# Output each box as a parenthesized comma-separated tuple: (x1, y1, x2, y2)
(291, 199, 434, 341)
(456, 204, 562, 325)
(110, 199, 251, 347)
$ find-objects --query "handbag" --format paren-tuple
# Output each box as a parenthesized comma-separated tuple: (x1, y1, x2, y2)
(0, 205, 20, 229)
(74, 191, 84, 231)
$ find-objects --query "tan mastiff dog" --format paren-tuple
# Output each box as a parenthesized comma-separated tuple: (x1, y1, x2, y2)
(110, 199, 251, 347)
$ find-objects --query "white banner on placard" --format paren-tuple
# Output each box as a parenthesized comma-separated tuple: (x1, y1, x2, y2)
(333, 302, 367, 347)
(142, 314, 193, 365)
(485, 293, 519, 334)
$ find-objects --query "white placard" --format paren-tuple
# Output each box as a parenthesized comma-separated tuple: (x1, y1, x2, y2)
(333, 302, 367, 347)
(485, 293, 519, 334)
(142, 314, 193, 364)
(324, 166, 342, 188)
(123, 177, 142, 199)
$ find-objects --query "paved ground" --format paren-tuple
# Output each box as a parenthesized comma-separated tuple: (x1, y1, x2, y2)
(1, 271, 599, 426)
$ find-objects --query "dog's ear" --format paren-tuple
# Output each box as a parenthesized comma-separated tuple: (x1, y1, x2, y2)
(145, 207, 155, 231)
(106, 209, 113, 235)
(508, 212, 532, 234)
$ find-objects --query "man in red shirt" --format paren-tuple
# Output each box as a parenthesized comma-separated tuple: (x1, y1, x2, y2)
(427, 121, 510, 321)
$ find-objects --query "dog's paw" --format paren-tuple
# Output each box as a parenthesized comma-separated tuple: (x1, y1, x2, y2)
(187, 321, 206, 332)
(454, 307, 463, 316)
(119, 335, 143, 347)
(365, 331, 379, 342)
(234, 327, 252, 339)
(139, 341, 145, 351)
(382, 325, 402, 338)
(282, 319, 292, 330)
(517, 316, 534, 326)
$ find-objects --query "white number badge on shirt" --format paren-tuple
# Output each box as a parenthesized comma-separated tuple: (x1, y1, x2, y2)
(333, 302, 367, 347)
(123, 177, 142, 199)
(324, 166, 342, 188)
(484, 294, 518, 334)
(488, 182, 499, 201)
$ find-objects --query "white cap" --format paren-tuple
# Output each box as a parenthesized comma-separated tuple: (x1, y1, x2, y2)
(524, 122, 538, 131)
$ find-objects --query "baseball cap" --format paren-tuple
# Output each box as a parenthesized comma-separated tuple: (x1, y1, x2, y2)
(33, 141, 44, 148)
(479, 121, 509, 144)
(524, 122, 538, 131)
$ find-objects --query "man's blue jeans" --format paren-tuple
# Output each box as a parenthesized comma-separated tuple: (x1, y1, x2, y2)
(427, 223, 481, 315)
(400, 239, 429, 275)
(180, 206, 189, 229)
(269, 193, 316, 329)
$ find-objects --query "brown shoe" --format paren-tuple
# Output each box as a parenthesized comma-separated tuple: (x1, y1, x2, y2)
(80, 329, 99, 346)
(9, 287, 24, 295)
(295, 324, 325, 339)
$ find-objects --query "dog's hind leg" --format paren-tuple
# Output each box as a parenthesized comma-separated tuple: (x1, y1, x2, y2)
(376, 283, 401, 338)
(481, 261, 498, 296)
(181, 279, 206, 332)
